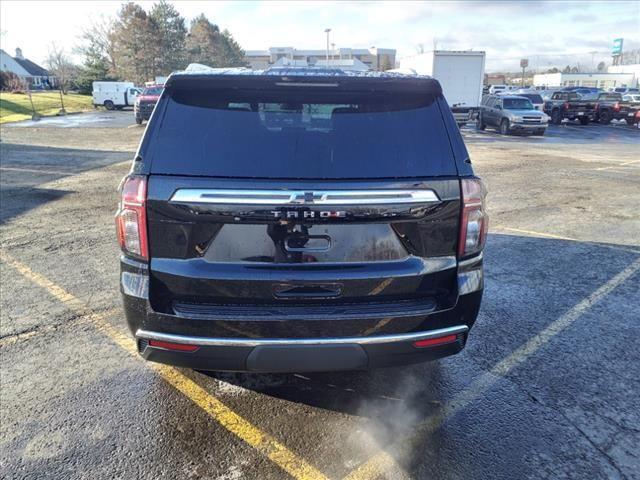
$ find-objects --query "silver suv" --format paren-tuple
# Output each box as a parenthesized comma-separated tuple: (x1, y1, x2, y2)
(478, 95, 549, 135)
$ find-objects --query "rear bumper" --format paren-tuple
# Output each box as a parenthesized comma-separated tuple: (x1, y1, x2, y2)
(136, 325, 468, 372)
(120, 254, 483, 372)
(510, 122, 547, 131)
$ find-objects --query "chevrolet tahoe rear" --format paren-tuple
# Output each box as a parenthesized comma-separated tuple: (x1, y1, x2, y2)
(116, 66, 487, 373)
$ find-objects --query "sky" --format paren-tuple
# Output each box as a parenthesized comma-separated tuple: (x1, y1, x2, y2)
(1, 0, 638, 72)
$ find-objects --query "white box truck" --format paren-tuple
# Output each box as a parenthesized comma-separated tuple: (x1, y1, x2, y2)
(92, 82, 141, 110)
(399, 50, 486, 126)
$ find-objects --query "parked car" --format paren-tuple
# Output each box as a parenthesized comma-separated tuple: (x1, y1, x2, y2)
(595, 92, 640, 125)
(477, 94, 548, 135)
(538, 89, 559, 101)
(543, 91, 597, 125)
(134, 85, 163, 124)
(92, 81, 141, 110)
(116, 66, 487, 373)
(622, 94, 640, 104)
(489, 85, 507, 94)
(611, 87, 640, 94)
(507, 91, 545, 111)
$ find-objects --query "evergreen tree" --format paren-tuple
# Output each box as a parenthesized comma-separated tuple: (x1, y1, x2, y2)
(150, 1, 187, 74)
(186, 14, 245, 67)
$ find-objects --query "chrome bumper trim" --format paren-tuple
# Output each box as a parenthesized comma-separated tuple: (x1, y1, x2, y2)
(136, 325, 468, 348)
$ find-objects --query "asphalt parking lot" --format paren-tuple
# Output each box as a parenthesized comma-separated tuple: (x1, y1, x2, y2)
(1, 111, 639, 479)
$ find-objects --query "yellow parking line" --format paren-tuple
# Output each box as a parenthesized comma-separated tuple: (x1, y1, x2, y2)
(493, 226, 577, 241)
(0, 166, 73, 175)
(344, 257, 640, 479)
(492, 226, 640, 254)
(594, 160, 640, 171)
(0, 250, 328, 480)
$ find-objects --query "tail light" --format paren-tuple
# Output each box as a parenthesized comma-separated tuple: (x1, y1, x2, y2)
(458, 178, 488, 258)
(563, 102, 570, 110)
(148, 339, 199, 352)
(413, 334, 458, 348)
(613, 102, 621, 112)
(116, 175, 148, 260)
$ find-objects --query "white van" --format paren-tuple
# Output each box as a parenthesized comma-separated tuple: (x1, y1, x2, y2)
(92, 82, 141, 110)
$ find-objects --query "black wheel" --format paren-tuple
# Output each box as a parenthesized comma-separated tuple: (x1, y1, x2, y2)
(599, 110, 612, 125)
(500, 119, 510, 135)
(135, 117, 142, 125)
(551, 109, 562, 125)
(625, 118, 635, 126)
(579, 116, 589, 125)
(533, 128, 545, 136)
(476, 114, 486, 131)
(116, 106, 124, 111)
(104, 100, 114, 111)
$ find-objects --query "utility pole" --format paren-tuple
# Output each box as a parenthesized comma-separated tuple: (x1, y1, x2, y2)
(324, 28, 331, 66)
(520, 58, 529, 87)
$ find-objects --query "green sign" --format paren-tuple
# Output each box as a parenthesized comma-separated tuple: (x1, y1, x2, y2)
(612, 38, 623, 56)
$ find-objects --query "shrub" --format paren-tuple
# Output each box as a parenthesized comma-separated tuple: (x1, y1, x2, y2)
(0, 71, 27, 92)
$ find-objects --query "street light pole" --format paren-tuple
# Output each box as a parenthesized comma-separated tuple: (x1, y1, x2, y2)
(324, 28, 331, 66)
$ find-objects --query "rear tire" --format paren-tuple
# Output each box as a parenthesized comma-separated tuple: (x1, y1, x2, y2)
(135, 117, 142, 125)
(500, 119, 510, 135)
(534, 128, 545, 136)
(104, 100, 114, 111)
(579, 116, 589, 125)
(599, 110, 612, 125)
(476, 114, 486, 131)
(625, 118, 635, 126)
(551, 109, 562, 125)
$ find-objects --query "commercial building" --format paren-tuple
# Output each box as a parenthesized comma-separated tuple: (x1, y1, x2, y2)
(244, 47, 396, 71)
(533, 72, 637, 89)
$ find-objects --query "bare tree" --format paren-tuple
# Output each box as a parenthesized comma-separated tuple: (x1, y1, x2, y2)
(46, 43, 77, 93)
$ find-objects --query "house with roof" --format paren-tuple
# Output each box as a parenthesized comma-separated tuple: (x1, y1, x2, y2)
(0, 48, 56, 89)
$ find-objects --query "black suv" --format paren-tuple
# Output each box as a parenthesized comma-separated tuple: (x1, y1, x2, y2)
(116, 67, 487, 373)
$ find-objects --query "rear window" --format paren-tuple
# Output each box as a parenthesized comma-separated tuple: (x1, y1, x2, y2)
(519, 94, 543, 103)
(147, 88, 457, 179)
(503, 98, 534, 110)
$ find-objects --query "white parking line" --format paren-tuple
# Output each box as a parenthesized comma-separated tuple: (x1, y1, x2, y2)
(344, 258, 640, 479)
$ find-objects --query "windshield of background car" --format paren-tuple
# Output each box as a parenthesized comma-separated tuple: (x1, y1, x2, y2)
(147, 87, 458, 179)
(143, 87, 163, 96)
(503, 98, 534, 110)
(519, 94, 543, 103)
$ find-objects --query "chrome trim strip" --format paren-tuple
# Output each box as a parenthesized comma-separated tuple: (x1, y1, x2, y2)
(458, 252, 483, 269)
(169, 189, 440, 206)
(136, 325, 468, 347)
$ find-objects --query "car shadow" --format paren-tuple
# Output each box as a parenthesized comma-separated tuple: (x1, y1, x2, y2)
(0, 143, 131, 223)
